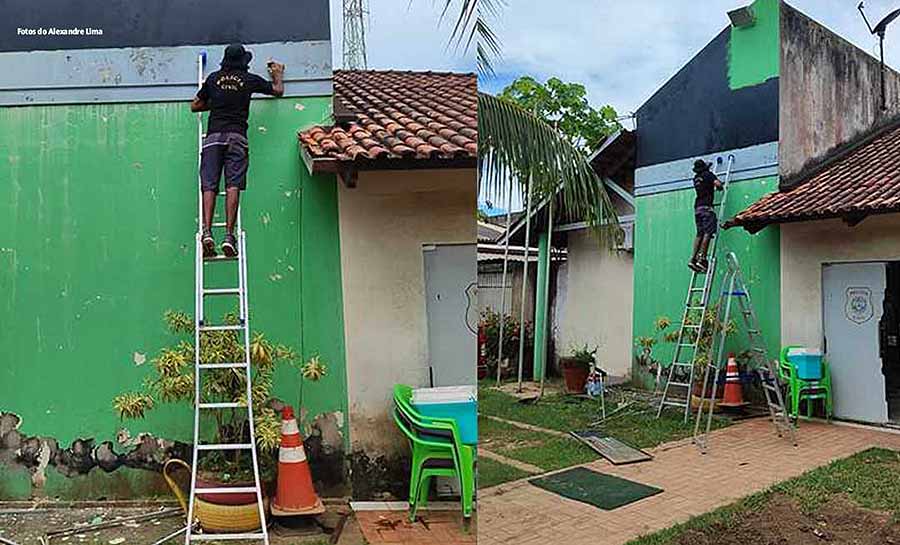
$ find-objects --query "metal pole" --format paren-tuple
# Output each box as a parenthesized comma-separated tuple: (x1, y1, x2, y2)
(538, 196, 554, 399)
(496, 182, 514, 386)
(517, 175, 534, 392)
(880, 35, 887, 111)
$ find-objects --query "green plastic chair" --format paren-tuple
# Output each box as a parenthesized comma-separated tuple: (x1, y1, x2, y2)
(778, 345, 833, 421)
(392, 384, 475, 521)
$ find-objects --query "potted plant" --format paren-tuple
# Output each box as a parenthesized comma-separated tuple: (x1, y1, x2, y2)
(634, 316, 679, 387)
(677, 302, 737, 405)
(559, 344, 597, 394)
(113, 310, 322, 528)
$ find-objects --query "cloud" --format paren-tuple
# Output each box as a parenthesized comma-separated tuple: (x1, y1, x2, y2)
(330, 1, 895, 113)
(330, 0, 475, 72)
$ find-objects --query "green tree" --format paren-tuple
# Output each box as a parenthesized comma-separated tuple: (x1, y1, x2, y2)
(499, 76, 620, 152)
(443, 0, 619, 242)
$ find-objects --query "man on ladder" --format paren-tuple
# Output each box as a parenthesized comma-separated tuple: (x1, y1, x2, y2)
(190, 43, 285, 257)
(688, 159, 723, 273)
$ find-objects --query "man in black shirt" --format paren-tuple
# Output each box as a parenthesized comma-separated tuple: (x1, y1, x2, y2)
(689, 160, 723, 272)
(191, 43, 285, 257)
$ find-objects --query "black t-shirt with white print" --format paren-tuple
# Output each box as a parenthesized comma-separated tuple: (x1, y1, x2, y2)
(693, 170, 718, 209)
(197, 69, 275, 136)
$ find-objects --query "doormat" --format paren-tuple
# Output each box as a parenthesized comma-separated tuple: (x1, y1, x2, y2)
(569, 430, 652, 465)
(529, 467, 662, 510)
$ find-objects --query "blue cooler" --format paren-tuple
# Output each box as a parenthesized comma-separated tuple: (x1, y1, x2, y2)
(788, 348, 823, 381)
(411, 385, 478, 445)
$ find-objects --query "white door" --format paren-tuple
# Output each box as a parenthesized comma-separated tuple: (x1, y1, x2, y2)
(823, 262, 889, 423)
(423, 243, 477, 387)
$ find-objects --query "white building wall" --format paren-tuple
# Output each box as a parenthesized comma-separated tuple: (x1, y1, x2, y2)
(781, 214, 900, 348)
(337, 169, 476, 454)
(557, 229, 634, 378)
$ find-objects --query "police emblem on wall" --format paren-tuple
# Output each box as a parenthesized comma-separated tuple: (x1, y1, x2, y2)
(845, 287, 874, 324)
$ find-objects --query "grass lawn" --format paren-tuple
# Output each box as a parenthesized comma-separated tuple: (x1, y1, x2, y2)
(477, 456, 534, 489)
(479, 416, 598, 471)
(477, 382, 732, 489)
(626, 448, 900, 545)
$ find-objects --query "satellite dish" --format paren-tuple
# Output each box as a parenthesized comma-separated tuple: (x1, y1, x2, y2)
(858, 3, 898, 111)
(874, 8, 900, 37)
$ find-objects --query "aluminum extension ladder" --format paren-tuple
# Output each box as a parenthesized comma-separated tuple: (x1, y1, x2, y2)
(656, 155, 735, 422)
(185, 52, 270, 544)
(693, 252, 797, 452)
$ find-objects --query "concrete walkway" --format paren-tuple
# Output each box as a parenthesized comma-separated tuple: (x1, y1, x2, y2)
(477, 419, 900, 545)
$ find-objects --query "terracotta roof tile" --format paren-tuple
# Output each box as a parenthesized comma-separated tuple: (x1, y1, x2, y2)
(299, 70, 477, 166)
(729, 117, 900, 232)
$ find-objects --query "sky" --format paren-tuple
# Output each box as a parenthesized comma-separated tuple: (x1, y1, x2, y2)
(329, 0, 900, 211)
(331, 0, 900, 115)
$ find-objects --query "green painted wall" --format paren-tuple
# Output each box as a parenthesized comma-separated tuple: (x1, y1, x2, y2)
(0, 97, 348, 496)
(728, 0, 780, 89)
(631, 177, 781, 387)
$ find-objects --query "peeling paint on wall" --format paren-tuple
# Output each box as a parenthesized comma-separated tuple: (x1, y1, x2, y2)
(0, 411, 190, 489)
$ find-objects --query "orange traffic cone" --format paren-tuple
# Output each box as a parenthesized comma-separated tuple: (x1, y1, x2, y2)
(271, 405, 325, 516)
(719, 353, 748, 408)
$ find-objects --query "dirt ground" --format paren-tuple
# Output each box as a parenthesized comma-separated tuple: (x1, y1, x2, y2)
(672, 495, 900, 545)
(0, 503, 355, 545)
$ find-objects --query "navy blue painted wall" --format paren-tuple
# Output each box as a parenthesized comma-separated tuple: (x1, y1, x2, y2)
(635, 28, 779, 168)
(2, 0, 329, 51)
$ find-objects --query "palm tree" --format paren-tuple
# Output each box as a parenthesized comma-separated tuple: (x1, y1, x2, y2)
(444, 0, 619, 240)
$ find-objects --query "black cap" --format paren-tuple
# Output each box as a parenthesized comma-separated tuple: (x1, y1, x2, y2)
(693, 159, 711, 173)
(221, 43, 252, 70)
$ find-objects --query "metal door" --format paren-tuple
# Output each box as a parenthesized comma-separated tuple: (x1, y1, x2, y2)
(823, 262, 888, 423)
(423, 243, 477, 387)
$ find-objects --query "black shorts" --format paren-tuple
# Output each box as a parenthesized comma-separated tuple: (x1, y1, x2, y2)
(200, 132, 249, 192)
(695, 207, 718, 236)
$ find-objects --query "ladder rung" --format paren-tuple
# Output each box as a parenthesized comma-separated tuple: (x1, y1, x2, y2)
(667, 381, 691, 388)
(198, 362, 248, 369)
(198, 402, 246, 409)
(687, 306, 705, 310)
(196, 443, 253, 451)
(751, 348, 767, 353)
(217, 191, 227, 197)
(203, 288, 241, 296)
(211, 221, 228, 228)
(190, 534, 266, 541)
(203, 254, 238, 262)
(198, 324, 243, 332)
(194, 486, 258, 494)
(677, 343, 696, 348)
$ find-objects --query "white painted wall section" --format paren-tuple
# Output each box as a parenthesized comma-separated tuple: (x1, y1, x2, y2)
(781, 214, 900, 349)
(338, 169, 476, 454)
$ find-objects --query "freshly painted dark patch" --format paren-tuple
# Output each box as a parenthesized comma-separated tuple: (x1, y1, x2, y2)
(305, 433, 349, 497)
(1, 0, 329, 52)
(349, 451, 411, 501)
(635, 28, 779, 168)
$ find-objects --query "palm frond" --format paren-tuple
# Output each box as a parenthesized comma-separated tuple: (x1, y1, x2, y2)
(478, 92, 620, 247)
(443, 0, 503, 75)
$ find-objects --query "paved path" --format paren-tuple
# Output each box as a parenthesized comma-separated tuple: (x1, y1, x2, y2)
(477, 419, 900, 545)
(356, 510, 475, 545)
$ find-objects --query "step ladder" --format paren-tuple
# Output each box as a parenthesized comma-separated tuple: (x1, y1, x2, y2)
(656, 155, 735, 422)
(693, 252, 797, 452)
(185, 52, 270, 544)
